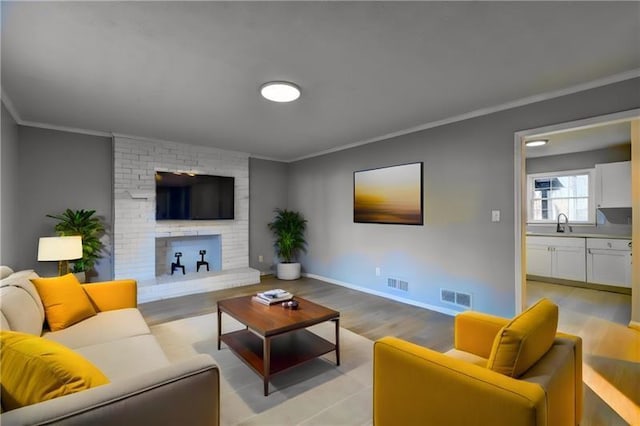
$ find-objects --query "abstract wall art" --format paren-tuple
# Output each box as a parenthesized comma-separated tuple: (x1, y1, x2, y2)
(353, 162, 423, 225)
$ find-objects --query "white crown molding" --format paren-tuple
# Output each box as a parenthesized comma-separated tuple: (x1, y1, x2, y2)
(2, 89, 112, 137)
(303, 272, 460, 317)
(19, 120, 112, 137)
(1, 89, 22, 123)
(288, 68, 640, 163)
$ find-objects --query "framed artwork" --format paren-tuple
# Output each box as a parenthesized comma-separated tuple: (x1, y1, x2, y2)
(353, 162, 423, 225)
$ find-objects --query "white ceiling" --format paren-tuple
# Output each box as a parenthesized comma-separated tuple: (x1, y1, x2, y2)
(2, 2, 639, 162)
(525, 121, 631, 159)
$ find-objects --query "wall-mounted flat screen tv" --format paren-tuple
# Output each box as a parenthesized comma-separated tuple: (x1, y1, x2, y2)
(155, 172, 235, 220)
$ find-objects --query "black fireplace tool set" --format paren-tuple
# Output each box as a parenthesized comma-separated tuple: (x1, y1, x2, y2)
(171, 250, 210, 275)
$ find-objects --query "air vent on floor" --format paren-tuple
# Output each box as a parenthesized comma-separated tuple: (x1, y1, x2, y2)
(440, 288, 472, 309)
(387, 278, 409, 292)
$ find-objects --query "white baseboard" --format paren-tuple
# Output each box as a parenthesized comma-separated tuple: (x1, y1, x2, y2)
(303, 273, 459, 317)
(628, 321, 640, 332)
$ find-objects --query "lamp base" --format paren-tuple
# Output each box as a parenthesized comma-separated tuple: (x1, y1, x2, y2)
(57, 260, 69, 276)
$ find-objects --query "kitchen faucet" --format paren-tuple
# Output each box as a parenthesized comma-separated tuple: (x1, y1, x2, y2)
(556, 213, 571, 233)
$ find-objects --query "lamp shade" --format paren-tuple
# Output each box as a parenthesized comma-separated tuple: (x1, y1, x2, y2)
(37, 236, 83, 261)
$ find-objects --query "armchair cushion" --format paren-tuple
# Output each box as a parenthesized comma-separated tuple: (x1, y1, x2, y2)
(487, 298, 558, 377)
(31, 274, 96, 331)
(0, 331, 109, 411)
(454, 311, 509, 358)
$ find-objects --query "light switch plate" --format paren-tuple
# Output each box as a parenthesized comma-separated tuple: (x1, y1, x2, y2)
(491, 210, 501, 222)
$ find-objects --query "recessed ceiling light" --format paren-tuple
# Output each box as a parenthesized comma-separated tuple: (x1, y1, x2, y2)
(525, 139, 548, 147)
(260, 81, 301, 103)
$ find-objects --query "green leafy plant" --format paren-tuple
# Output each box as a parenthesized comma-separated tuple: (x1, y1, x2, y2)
(46, 209, 105, 273)
(268, 208, 307, 263)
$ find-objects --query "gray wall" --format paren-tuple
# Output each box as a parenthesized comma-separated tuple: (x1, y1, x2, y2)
(1, 103, 20, 267)
(249, 157, 288, 274)
(288, 78, 640, 317)
(17, 126, 113, 280)
(526, 145, 631, 174)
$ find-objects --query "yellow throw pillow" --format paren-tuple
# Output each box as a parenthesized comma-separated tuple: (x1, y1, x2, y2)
(487, 298, 558, 377)
(0, 331, 109, 410)
(30, 274, 96, 331)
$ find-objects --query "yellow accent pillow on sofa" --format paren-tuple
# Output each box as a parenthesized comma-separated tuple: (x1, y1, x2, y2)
(30, 274, 96, 331)
(0, 331, 109, 410)
(487, 298, 558, 377)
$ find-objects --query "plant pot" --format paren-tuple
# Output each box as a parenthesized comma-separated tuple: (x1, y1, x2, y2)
(276, 262, 301, 280)
(73, 271, 86, 283)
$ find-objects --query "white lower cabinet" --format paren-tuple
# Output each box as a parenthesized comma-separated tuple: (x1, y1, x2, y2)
(586, 238, 632, 288)
(527, 242, 553, 277)
(526, 236, 586, 282)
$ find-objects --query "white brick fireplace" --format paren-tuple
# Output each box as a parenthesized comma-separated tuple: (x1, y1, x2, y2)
(113, 136, 259, 303)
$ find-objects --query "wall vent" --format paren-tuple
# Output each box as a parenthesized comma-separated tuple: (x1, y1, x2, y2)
(440, 289, 456, 304)
(440, 289, 472, 309)
(387, 278, 409, 292)
(455, 292, 472, 308)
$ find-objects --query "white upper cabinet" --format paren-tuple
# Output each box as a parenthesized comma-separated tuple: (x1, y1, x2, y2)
(595, 161, 631, 208)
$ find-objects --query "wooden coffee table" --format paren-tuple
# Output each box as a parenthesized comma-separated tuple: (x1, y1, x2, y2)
(217, 295, 340, 396)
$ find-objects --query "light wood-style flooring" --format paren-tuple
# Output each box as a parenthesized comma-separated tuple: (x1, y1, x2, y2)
(140, 276, 637, 425)
(528, 280, 637, 426)
(141, 275, 455, 352)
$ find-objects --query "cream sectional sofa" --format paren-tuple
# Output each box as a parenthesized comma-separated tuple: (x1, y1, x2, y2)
(0, 267, 220, 426)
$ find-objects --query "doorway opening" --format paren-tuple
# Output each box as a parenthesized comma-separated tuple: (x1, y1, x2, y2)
(514, 109, 639, 322)
(514, 110, 640, 425)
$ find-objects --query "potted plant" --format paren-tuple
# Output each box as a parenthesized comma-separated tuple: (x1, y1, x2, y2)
(47, 209, 105, 282)
(268, 208, 307, 280)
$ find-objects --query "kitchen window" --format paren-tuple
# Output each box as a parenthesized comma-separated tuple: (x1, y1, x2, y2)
(527, 169, 595, 224)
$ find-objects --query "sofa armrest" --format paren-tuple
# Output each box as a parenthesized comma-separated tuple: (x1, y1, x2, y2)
(0, 354, 219, 426)
(454, 311, 509, 358)
(374, 337, 546, 426)
(82, 280, 137, 311)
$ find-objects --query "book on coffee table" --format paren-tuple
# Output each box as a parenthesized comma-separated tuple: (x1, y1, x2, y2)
(253, 289, 293, 305)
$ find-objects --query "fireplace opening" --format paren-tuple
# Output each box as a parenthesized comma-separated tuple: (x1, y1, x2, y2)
(155, 235, 221, 277)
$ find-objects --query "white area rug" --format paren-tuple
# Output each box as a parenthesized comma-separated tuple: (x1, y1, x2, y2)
(150, 313, 373, 426)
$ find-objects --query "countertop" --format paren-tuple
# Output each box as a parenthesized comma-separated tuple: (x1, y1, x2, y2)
(526, 232, 631, 240)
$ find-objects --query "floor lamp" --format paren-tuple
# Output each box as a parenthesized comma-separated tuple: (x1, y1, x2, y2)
(37, 236, 83, 276)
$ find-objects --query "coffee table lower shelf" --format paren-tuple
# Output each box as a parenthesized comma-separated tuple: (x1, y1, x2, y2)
(220, 328, 337, 394)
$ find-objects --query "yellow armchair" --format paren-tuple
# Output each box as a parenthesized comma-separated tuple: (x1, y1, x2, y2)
(81, 279, 137, 312)
(373, 299, 582, 426)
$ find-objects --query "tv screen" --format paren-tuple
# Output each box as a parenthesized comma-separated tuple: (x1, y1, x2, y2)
(155, 172, 235, 220)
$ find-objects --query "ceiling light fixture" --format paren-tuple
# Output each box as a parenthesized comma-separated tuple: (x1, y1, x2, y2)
(260, 81, 301, 103)
(525, 139, 548, 147)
